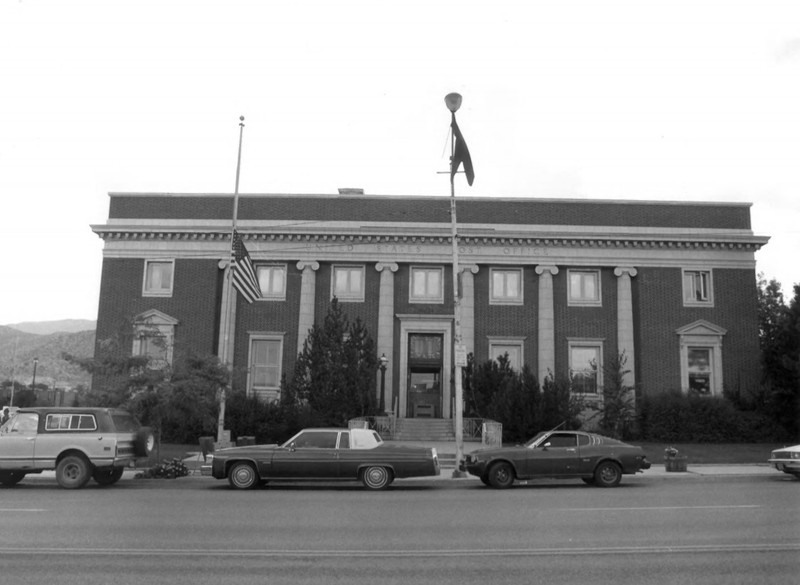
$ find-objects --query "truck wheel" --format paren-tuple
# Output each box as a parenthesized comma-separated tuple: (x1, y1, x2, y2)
(57, 455, 91, 489)
(134, 427, 155, 457)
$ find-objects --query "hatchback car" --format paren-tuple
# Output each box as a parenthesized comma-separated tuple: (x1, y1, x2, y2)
(460, 429, 651, 488)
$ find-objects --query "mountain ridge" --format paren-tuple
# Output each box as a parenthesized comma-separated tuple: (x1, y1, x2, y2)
(1, 322, 95, 389)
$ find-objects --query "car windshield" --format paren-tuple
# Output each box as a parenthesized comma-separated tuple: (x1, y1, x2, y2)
(525, 432, 547, 448)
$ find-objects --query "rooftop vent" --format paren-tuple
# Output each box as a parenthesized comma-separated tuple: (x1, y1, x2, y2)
(338, 188, 364, 195)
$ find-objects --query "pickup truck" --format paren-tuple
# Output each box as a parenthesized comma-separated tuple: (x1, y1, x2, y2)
(0, 407, 154, 488)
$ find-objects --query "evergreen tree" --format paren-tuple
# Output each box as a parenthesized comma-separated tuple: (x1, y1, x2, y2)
(286, 299, 378, 426)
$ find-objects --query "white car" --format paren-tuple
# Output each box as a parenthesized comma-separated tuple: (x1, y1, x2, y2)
(768, 444, 800, 479)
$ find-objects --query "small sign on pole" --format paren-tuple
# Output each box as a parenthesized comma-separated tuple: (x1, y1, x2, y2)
(454, 344, 468, 367)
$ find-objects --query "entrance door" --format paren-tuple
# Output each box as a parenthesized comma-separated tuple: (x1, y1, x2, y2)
(408, 334, 443, 418)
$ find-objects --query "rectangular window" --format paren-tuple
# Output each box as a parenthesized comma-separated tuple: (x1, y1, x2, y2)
(250, 337, 283, 393)
(45, 414, 97, 432)
(569, 342, 602, 394)
(489, 341, 524, 371)
(491, 268, 523, 304)
(332, 265, 365, 301)
(683, 270, 713, 305)
(568, 270, 601, 306)
(410, 267, 444, 303)
(687, 347, 712, 394)
(143, 260, 174, 297)
(139, 334, 168, 362)
(256, 265, 287, 300)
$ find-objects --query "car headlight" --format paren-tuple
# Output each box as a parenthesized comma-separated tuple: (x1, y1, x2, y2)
(793, 452, 800, 460)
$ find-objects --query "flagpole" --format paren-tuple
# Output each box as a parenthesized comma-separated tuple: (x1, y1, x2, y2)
(217, 115, 245, 444)
(445, 95, 466, 478)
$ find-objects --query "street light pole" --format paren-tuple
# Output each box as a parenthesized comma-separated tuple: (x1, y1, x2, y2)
(31, 357, 39, 392)
(378, 353, 388, 414)
(445, 93, 466, 478)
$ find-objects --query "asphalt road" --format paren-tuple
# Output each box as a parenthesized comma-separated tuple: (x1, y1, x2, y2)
(1, 474, 798, 585)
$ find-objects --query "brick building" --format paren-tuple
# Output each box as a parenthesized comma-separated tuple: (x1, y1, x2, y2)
(91, 192, 767, 420)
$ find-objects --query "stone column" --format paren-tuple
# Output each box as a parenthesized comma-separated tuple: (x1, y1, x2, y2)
(296, 261, 320, 355)
(459, 265, 480, 356)
(375, 262, 398, 413)
(614, 266, 638, 389)
(535, 265, 559, 385)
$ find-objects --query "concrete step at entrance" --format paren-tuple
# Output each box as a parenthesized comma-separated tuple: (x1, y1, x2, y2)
(393, 418, 455, 441)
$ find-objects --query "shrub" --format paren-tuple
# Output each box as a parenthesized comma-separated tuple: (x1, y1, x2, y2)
(464, 354, 583, 443)
(639, 390, 790, 442)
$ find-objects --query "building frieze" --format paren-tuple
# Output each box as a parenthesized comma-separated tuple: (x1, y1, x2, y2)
(92, 227, 767, 252)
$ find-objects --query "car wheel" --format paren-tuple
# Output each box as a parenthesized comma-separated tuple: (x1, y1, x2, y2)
(0, 471, 25, 487)
(134, 427, 156, 457)
(487, 462, 515, 489)
(480, 475, 491, 486)
(56, 455, 92, 489)
(228, 462, 259, 490)
(93, 467, 125, 486)
(594, 461, 622, 488)
(361, 466, 393, 490)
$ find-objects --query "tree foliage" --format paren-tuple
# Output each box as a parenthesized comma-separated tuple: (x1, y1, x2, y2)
(756, 275, 800, 438)
(463, 353, 583, 443)
(283, 299, 378, 426)
(585, 351, 637, 440)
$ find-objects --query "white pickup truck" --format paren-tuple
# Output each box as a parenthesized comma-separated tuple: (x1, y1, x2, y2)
(0, 406, 154, 488)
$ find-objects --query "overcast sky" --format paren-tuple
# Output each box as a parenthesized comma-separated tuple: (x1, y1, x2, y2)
(1, 0, 798, 325)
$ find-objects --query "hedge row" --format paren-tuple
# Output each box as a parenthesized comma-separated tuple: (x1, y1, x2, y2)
(638, 391, 791, 443)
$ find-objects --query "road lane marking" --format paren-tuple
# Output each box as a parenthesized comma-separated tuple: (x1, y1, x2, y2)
(554, 505, 762, 511)
(1, 543, 797, 558)
(0, 509, 47, 512)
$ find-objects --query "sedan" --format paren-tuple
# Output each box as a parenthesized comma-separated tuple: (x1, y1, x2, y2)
(202, 427, 440, 490)
(768, 444, 800, 479)
(460, 429, 651, 488)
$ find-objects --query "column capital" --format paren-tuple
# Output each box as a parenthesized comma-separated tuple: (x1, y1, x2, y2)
(296, 261, 320, 272)
(535, 265, 559, 276)
(614, 266, 638, 278)
(458, 264, 480, 275)
(375, 262, 399, 273)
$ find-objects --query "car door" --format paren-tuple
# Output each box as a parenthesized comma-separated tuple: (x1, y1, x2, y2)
(270, 430, 340, 478)
(525, 432, 581, 477)
(0, 413, 39, 470)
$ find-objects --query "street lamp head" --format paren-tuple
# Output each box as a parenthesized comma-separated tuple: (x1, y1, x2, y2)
(444, 93, 462, 113)
(379, 353, 388, 368)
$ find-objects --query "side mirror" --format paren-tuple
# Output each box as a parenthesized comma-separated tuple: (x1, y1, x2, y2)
(289, 442, 296, 452)
(542, 442, 551, 450)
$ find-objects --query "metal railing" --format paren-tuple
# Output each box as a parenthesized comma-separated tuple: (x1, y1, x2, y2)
(350, 416, 501, 444)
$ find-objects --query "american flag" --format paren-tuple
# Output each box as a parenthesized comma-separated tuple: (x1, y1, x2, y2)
(231, 230, 261, 303)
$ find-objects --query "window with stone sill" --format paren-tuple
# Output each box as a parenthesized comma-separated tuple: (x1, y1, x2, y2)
(568, 269, 601, 306)
(410, 266, 444, 303)
(256, 264, 287, 300)
(683, 269, 713, 306)
(490, 268, 523, 305)
(142, 259, 174, 297)
(332, 265, 365, 302)
(569, 342, 603, 394)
